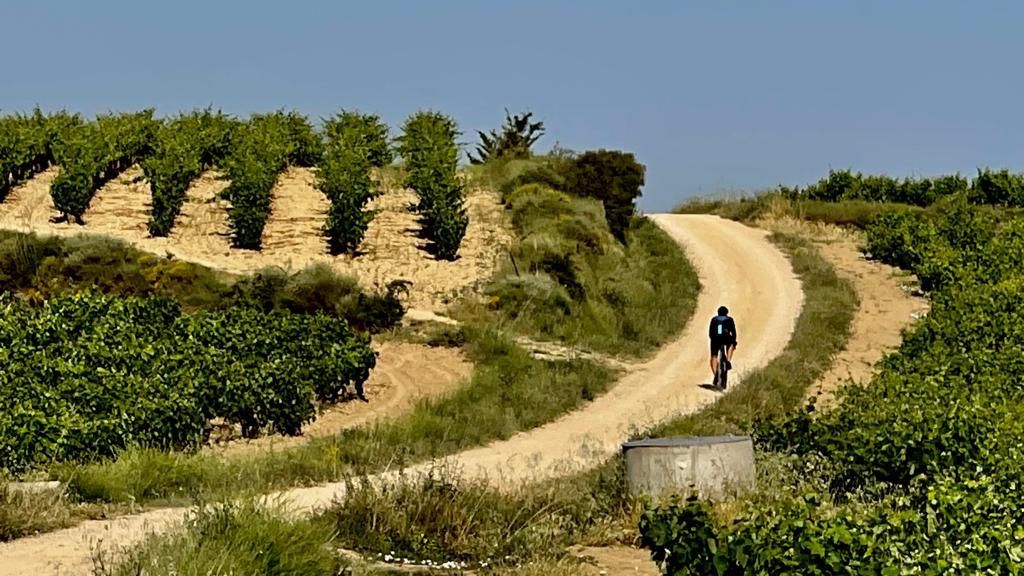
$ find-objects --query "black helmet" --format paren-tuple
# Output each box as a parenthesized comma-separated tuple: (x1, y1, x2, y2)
(718, 306, 729, 316)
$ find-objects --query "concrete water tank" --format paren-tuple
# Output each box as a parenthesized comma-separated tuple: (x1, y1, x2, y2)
(621, 435, 755, 501)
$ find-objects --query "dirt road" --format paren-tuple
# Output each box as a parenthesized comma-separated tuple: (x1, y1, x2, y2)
(0, 215, 803, 575)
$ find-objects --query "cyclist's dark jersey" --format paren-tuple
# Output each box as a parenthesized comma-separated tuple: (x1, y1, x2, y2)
(709, 314, 737, 355)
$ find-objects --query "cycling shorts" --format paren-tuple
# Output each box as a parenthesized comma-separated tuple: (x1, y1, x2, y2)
(710, 338, 736, 356)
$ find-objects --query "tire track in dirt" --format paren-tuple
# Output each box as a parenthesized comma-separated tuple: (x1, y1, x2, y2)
(0, 215, 804, 575)
(804, 234, 928, 405)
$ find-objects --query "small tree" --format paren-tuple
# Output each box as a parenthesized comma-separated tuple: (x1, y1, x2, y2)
(565, 150, 645, 242)
(469, 109, 545, 164)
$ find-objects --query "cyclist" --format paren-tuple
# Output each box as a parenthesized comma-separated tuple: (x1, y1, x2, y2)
(709, 305, 737, 381)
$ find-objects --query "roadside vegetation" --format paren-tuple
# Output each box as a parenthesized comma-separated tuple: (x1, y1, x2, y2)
(677, 167, 1024, 229)
(93, 229, 848, 574)
(0, 108, 702, 563)
(642, 180, 1024, 573)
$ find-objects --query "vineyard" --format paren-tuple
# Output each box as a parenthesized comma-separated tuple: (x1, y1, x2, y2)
(0, 106, 511, 476)
(0, 108, 509, 310)
(0, 290, 374, 472)
(642, 198, 1024, 573)
(778, 167, 1024, 207)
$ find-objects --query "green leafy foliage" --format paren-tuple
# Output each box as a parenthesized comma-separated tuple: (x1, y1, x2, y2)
(781, 167, 1024, 207)
(0, 291, 375, 473)
(316, 111, 385, 254)
(0, 108, 80, 201)
(563, 150, 645, 242)
(49, 110, 159, 221)
(222, 111, 318, 249)
(642, 200, 1024, 574)
(141, 108, 237, 236)
(468, 109, 545, 164)
(322, 110, 392, 168)
(397, 111, 468, 260)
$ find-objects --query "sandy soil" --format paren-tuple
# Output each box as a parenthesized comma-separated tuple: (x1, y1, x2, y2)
(0, 214, 805, 575)
(0, 168, 512, 311)
(805, 236, 928, 406)
(573, 546, 660, 576)
(209, 341, 472, 457)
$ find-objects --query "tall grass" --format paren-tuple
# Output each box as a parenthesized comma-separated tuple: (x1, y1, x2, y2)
(0, 485, 73, 541)
(474, 179, 699, 357)
(92, 501, 345, 576)
(322, 463, 632, 569)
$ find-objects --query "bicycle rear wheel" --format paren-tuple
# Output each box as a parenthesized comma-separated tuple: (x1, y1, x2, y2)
(718, 348, 729, 390)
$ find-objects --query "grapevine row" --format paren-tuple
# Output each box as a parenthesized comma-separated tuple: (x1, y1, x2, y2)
(49, 109, 160, 222)
(141, 108, 237, 236)
(317, 111, 391, 254)
(221, 111, 321, 249)
(0, 290, 375, 472)
(0, 108, 80, 201)
(779, 168, 1024, 207)
(397, 111, 468, 260)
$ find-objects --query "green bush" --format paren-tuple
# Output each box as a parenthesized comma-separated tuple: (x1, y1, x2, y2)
(317, 111, 383, 254)
(862, 209, 937, 269)
(322, 109, 392, 168)
(0, 108, 73, 200)
(0, 291, 375, 472)
(222, 111, 320, 249)
(563, 149, 645, 242)
(397, 111, 468, 260)
(0, 230, 406, 332)
(225, 264, 407, 333)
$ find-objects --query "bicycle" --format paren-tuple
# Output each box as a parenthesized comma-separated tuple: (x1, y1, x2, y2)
(713, 346, 729, 390)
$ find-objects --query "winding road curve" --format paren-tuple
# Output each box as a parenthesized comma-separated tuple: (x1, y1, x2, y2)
(0, 215, 803, 575)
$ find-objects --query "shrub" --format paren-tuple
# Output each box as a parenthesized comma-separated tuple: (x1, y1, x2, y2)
(317, 111, 383, 254)
(483, 182, 697, 355)
(0, 291, 375, 472)
(468, 109, 545, 164)
(397, 111, 468, 260)
(224, 264, 407, 333)
(862, 209, 937, 269)
(322, 110, 392, 168)
(0, 109, 54, 201)
(221, 113, 295, 249)
(563, 149, 646, 242)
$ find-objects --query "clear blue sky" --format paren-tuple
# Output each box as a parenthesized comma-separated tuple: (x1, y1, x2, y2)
(2, 1, 1022, 211)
